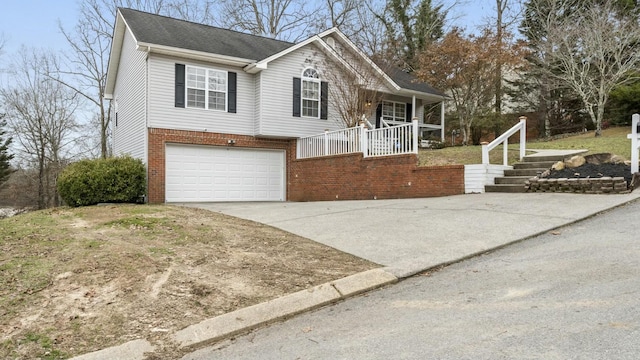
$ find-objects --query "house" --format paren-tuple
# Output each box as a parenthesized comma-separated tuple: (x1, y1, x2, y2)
(105, 8, 449, 203)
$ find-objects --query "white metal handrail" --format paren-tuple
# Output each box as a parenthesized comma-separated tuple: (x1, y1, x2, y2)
(482, 116, 527, 166)
(628, 113, 640, 173)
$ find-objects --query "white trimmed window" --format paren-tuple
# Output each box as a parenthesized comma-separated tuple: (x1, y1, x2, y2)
(382, 100, 406, 122)
(301, 68, 320, 118)
(186, 65, 227, 111)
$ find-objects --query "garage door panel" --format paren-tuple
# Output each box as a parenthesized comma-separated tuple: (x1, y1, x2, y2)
(165, 145, 285, 202)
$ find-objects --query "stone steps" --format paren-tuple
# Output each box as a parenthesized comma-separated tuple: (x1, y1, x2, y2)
(485, 153, 571, 193)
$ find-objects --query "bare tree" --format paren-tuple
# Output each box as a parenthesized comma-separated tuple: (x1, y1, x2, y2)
(165, 0, 217, 25)
(417, 28, 524, 145)
(56, 0, 212, 159)
(528, 0, 640, 136)
(317, 0, 359, 32)
(216, 0, 316, 41)
(492, 0, 522, 116)
(349, 1, 389, 56)
(316, 44, 387, 128)
(1, 48, 81, 208)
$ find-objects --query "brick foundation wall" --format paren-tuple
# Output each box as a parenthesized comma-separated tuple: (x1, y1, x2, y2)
(288, 153, 464, 201)
(147, 128, 293, 203)
(147, 129, 464, 203)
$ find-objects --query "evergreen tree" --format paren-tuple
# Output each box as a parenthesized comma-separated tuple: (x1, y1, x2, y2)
(375, 0, 447, 72)
(0, 115, 14, 186)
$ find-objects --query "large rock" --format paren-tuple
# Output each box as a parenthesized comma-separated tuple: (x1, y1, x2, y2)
(551, 161, 565, 171)
(565, 155, 586, 168)
(610, 155, 626, 164)
(584, 153, 613, 165)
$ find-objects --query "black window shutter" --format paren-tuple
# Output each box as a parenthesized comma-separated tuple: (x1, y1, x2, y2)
(375, 103, 382, 128)
(406, 103, 412, 122)
(320, 81, 328, 120)
(175, 64, 185, 108)
(293, 77, 301, 117)
(228, 72, 237, 113)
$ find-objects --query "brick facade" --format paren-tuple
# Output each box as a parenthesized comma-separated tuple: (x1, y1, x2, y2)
(147, 128, 464, 203)
(288, 153, 464, 201)
(147, 128, 293, 203)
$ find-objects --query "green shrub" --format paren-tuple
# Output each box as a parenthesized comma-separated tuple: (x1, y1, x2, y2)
(57, 156, 146, 207)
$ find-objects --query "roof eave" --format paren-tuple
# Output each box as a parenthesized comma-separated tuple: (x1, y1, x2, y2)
(396, 88, 448, 102)
(246, 28, 340, 74)
(105, 10, 127, 98)
(139, 42, 256, 66)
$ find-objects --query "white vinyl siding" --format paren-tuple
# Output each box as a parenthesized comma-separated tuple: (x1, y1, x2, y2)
(165, 144, 285, 202)
(112, 29, 147, 162)
(258, 44, 342, 138)
(147, 54, 254, 135)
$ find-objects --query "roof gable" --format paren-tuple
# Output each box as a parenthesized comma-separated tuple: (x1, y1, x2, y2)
(119, 8, 293, 61)
(106, 8, 446, 100)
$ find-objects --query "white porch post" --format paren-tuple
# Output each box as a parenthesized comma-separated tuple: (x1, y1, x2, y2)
(324, 129, 329, 156)
(412, 118, 419, 154)
(412, 95, 416, 122)
(360, 123, 368, 158)
(440, 101, 445, 142)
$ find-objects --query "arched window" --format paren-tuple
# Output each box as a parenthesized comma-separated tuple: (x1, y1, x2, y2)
(301, 68, 320, 118)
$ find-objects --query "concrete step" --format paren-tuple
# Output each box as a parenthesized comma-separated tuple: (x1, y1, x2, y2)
(484, 184, 528, 193)
(522, 155, 567, 163)
(494, 176, 533, 185)
(513, 161, 556, 169)
(504, 168, 544, 177)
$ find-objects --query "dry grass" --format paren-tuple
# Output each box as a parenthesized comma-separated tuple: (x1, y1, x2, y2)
(0, 205, 376, 359)
(419, 127, 632, 166)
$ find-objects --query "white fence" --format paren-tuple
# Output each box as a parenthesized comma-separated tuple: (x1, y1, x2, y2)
(296, 127, 363, 159)
(297, 119, 419, 159)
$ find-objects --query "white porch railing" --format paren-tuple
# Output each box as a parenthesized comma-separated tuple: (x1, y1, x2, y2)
(365, 121, 418, 157)
(297, 119, 419, 159)
(482, 116, 527, 165)
(296, 126, 363, 159)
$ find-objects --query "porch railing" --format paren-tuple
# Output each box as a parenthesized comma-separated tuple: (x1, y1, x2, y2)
(297, 119, 419, 159)
(482, 116, 527, 166)
(296, 126, 363, 159)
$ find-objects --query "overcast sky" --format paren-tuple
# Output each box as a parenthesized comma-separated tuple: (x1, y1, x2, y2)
(0, 0, 505, 59)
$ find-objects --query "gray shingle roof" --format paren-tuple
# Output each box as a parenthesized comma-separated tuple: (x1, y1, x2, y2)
(119, 8, 444, 97)
(119, 8, 293, 61)
(379, 62, 446, 97)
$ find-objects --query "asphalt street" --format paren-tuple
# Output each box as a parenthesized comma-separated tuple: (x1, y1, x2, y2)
(183, 199, 640, 360)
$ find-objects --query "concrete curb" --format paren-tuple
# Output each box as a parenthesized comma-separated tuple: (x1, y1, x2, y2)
(173, 268, 397, 350)
(69, 339, 154, 360)
(70, 268, 397, 359)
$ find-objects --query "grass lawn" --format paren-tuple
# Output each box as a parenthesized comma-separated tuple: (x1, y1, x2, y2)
(419, 126, 633, 166)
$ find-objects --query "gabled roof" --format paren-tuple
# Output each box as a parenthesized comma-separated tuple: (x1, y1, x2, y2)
(119, 8, 293, 61)
(105, 8, 446, 101)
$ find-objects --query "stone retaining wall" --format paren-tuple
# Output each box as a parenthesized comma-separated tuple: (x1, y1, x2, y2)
(526, 177, 629, 194)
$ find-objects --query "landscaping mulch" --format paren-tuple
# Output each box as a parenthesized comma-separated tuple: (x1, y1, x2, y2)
(545, 163, 633, 184)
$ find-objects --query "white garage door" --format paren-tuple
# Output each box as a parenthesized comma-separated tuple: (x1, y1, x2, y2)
(165, 144, 285, 202)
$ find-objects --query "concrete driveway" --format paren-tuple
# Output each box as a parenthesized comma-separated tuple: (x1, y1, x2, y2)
(180, 192, 640, 277)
